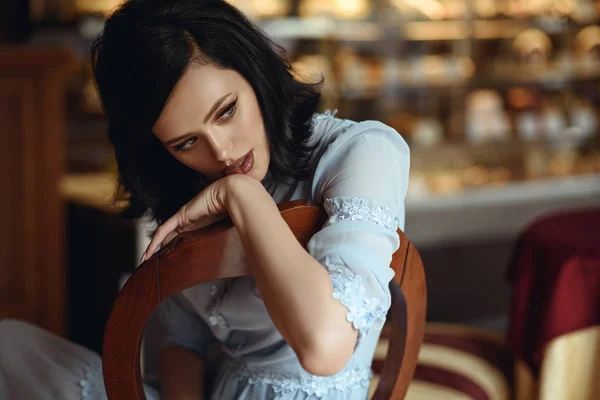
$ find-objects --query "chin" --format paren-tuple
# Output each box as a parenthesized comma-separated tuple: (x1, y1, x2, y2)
(248, 168, 265, 182)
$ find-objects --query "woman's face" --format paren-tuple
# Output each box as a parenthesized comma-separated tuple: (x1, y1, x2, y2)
(153, 64, 270, 182)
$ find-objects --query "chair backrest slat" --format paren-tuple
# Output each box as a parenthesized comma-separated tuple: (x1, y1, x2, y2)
(102, 201, 426, 399)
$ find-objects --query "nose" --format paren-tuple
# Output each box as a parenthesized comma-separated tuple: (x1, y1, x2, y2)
(206, 131, 233, 163)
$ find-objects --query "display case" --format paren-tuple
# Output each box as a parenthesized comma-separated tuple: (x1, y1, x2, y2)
(244, 0, 600, 200)
(30, 0, 600, 204)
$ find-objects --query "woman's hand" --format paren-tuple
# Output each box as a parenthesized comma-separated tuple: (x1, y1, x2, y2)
(140, 177, 233, 263)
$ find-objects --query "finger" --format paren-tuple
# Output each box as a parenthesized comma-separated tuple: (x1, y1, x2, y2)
(176, 212, 225, 233)
(143, 217, 179, 262)
(146, 221, 177, 260)
(161, 231, 179, 247)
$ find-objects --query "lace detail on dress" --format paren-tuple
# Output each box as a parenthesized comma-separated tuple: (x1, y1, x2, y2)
(312, 108, 339, 122)
(324, 197, 401, 231)
(79, 358, 104, 400)
(229, 361, 371, 398)
(325, 260, 388, 338)
(208, 309, 229, 330)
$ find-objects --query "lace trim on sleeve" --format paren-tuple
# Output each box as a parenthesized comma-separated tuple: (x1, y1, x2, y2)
(312, 108, 338, 123)
(325, 260, 387, 339)
(324, 197, 400, 232)
(79, 357, 104, 399)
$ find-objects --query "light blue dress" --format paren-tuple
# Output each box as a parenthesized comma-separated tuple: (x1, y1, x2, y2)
(0, 111, 410, 400)
(155, 111, 410, 399)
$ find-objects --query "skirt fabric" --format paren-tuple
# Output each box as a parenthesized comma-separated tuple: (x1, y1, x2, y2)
(0, 319, 160, 400)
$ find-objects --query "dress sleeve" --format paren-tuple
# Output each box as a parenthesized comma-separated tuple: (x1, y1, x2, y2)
(308, 121, 410, 344)
(156, 292, 215, 358)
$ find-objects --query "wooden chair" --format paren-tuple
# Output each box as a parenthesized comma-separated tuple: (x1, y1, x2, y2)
(102, 201, 427, 399)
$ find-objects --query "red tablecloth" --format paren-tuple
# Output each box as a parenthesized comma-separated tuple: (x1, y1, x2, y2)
(506, 208, 600, 375)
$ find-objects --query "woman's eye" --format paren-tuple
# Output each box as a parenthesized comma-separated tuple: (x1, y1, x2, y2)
(217, 100, 237, 123)
(174, 137, 197, 152)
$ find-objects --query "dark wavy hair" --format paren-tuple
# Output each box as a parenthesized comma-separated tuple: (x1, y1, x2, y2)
(91, 0, 322, 224)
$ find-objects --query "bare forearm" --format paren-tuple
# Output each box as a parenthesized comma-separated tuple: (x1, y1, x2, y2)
(160, 346, 204, 400)
(225, 177, 356, 374)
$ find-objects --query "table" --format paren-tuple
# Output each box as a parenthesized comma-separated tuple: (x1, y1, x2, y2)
(506, 208, 600, 400)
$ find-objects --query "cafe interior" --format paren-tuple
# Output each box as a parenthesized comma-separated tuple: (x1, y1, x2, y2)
(1, 0, 599, 399)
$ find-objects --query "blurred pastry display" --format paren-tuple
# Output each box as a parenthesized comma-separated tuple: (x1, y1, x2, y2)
(473, 0, 501, 18)
(504, 0, 588, 19)
(461, 165, 490, 187)
(389, 0, 467, 20)
(429, 170, 464, 195)
(448, 57, 476, 80)
(569, 98, 598, 140)
(527, 0, 559, 16)
(548, 149, 579, 177)
(298, 0, 372, 19)
(406, 174, 432, 200)
(573, 156, 597, 174)
(488, 167, 512, 185)
(512, 29, 553, 66)
(410, 55, 446, 82)
(226, 0, 291, 18)
(396, 55, 474, 86)
(336, 48, 368, 95)
(524, 147, 550, 179)
(440, 0, 467, 19)
(574, 25, 600, 73)
(389, 0, 447, 20)
(335, 48, 381, 96)
(465, 90, 512, 144)
(507, 87, 542, 111)
(384, 111, 417, 140)
(504, 0, 524, 17)
(411, 117, 445, 147)
(516, 112, 542, 141)
(460, 165, 511, 188)
(571, 0, 598, 24)
(408, 164, 513, 198)
(541, 102, 568, 141)
(508, 88, 572, 142)
(574, 25, 600, 55)
(507, 87, 544, 141)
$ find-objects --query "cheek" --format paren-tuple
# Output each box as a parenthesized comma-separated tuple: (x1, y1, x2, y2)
(241, 97, 267, 143)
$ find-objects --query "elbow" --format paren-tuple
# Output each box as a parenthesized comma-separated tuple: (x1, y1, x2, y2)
(297, 330, 357, 376)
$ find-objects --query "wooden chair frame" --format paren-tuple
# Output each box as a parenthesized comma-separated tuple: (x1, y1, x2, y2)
(102, 201, 426, 399)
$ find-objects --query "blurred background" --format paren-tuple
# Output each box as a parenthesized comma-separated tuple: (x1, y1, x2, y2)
(1, 1, 599, 399)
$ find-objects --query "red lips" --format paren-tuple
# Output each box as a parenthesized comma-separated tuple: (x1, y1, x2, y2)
(223, 151, 254, 176)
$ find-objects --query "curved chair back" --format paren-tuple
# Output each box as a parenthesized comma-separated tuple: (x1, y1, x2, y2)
(102, 201, 427, 399)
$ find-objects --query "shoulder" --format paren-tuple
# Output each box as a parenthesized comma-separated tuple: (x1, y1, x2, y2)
(310, 109, 356, 153)
(310, 112, 410, 204)
(312, 112, 410, 176)
(312, 110, 409, 163)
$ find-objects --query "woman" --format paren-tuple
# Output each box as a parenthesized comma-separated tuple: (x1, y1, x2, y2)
(0, 0, 410, 399)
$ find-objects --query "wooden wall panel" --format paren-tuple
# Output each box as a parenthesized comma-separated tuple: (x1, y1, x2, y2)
(0, 47, 76, 336)
(0, 79, 37, 321)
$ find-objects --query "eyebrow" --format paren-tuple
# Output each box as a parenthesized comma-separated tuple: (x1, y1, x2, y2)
(165, 92, 232, 146)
